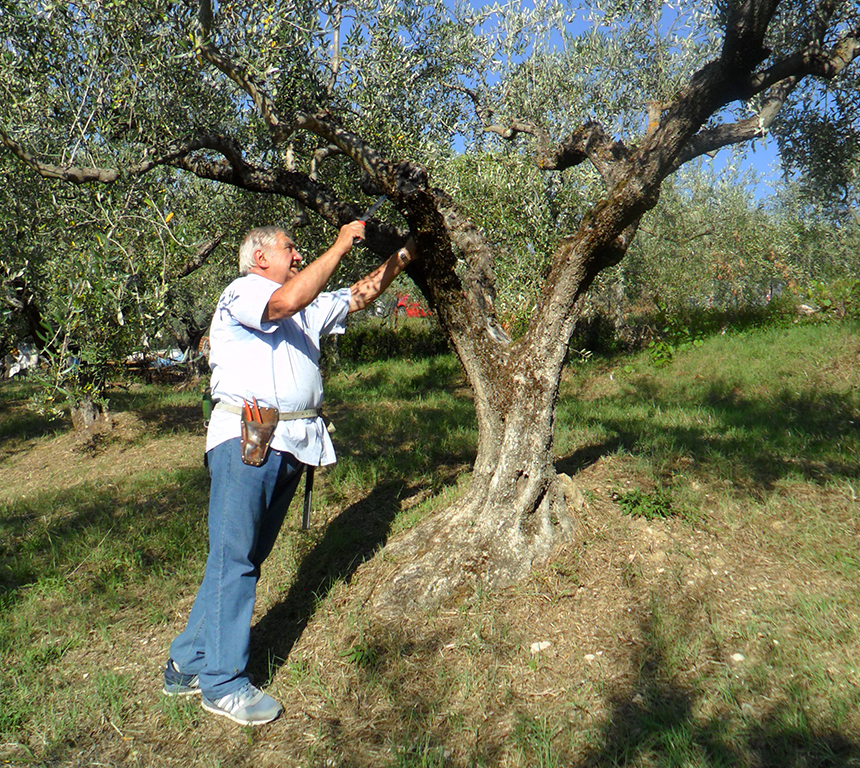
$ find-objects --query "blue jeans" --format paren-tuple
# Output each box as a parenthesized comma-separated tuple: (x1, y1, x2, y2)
(169, 438, 305, 699)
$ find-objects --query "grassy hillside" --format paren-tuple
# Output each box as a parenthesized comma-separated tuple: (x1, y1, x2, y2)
(1, 319, 858, 767)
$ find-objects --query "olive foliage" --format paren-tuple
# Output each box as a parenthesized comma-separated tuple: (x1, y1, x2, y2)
(0, 2, 857, 411)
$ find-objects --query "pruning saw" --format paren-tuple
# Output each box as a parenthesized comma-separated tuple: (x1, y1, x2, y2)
(359, 194, 387, 221)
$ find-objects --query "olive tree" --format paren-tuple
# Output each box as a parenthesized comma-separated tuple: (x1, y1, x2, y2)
(2, 0, 858, 612)
(772, 52, 859, 216)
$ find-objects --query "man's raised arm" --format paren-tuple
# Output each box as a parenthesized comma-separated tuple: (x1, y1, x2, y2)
(348, 239, 418, 314)
(265, 221, 366, 321)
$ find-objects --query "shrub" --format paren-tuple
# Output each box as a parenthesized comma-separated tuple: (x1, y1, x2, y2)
(321, 319, 449, 368)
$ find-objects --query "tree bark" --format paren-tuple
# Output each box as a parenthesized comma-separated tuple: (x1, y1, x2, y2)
(70, 396, 109, 432)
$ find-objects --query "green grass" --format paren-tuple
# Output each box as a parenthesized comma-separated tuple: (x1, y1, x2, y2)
(557, 321, 859, 490)
(0, 379, 70, 443)
(1, 319, 859, 766)
(0, 377, 211, 758)
(0, 466, 209, 615)
(0, 464, 210, 756)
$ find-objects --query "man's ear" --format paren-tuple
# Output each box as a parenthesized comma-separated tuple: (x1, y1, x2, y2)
(254, 248, 268, 269)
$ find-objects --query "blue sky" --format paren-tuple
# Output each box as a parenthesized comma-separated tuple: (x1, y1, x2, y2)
(713, 137, 782, 199)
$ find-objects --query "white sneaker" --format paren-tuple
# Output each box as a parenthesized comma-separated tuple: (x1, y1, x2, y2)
(201, 682, 283, 726)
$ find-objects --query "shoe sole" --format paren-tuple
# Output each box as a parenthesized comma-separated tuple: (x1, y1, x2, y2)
(200, 697, 282, 726)
(162, 685, 202, 697)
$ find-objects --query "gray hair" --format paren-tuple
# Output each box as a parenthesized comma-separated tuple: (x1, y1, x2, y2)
(238, 226, 290, 275)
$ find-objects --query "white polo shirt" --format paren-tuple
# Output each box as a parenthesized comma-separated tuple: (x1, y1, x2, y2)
(205, 273, 350, 466)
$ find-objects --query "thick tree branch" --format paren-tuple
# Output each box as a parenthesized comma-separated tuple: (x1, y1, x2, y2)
(460, 2, 856, 193)
(721, 0, 779, 72)
(537, 122, 633, 186)
(736, 22, 860, 97)
(1, 128, 122, 184)
(168, 152, 410, 254)
(450, 84, 634, 188)
(310, 144, 343, 180)
(675, 18, 859, 167)
(675, 77, 798, 166)
(635, 1, 784, 177)
(486, 118, 545, 143)
(0, 130, 250, 186)
(292, 111, 429, 198)
(433, 191, 507, 345)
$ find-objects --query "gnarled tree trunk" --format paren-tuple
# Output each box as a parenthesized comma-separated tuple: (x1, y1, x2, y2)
(366, 184, 649, 614)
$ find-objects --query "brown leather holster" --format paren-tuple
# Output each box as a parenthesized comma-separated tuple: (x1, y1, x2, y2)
(240, 406, 279, 466)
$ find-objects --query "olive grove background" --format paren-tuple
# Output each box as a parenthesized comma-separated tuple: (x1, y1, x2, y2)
(1, 0, 858, 607)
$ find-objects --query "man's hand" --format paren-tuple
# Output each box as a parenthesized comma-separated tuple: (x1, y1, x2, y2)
(334, 220, 366, 253)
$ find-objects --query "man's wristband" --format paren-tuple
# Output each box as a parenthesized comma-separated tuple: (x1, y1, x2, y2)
(396, 248, 411, 266)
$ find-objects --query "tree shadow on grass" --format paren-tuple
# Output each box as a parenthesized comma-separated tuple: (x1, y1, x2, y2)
(556, 436, 627, 476)
(119, 401, 206, 437)
(0, 382, 70, 446)
(0, 466, 209, 615)
(573, 614, 860, 768)
(290, 604, 860, 767)
(0, 407, 68, 446)
(247, 479, 422, 687)
(557, 380, 859, 495)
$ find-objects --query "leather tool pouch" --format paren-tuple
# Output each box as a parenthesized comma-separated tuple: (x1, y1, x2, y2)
(240, 406, 279, 466)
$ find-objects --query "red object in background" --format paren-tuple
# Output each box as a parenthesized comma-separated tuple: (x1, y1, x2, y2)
(395, 294, 430, 318)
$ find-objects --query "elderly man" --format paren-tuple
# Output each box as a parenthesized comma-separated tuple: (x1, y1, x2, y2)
(162, 220, 415, 725)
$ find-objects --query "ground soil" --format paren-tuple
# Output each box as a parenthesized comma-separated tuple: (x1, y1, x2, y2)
(0, 411, 196, 503)
(2, 399, 858, 767)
